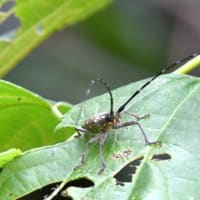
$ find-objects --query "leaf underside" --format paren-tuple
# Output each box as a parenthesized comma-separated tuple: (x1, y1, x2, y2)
(0, 74, 200, 199)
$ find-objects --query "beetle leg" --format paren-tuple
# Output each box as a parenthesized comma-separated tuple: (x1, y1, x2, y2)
(98, 132, 109, 174)
(113, 121, 158, 145)
(125, 111, 150, 121)
(74, 134, 101, 170)
(74, 103, 88, 137)
(75, 127, 87, 137)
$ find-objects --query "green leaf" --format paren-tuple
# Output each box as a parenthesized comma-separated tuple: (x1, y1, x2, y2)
(0, 148, 22, 167)
(0, 80, 73, 151)
(0, 74, 200, 199)
(0, 0, 112, 77)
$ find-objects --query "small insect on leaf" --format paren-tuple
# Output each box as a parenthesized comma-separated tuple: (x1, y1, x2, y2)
(57, 54, 198, 174)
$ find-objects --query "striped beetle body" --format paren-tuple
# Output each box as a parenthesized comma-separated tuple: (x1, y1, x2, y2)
(82, 112, 120, 134)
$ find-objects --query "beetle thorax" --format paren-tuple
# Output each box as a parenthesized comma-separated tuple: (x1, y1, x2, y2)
(82, 112, 121, 134)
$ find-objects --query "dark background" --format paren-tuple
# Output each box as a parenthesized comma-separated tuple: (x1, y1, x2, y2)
(4, 0, 200, 104)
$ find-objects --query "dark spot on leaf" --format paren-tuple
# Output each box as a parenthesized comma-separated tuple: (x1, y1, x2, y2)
(18, 178, 94, 200)
(151, 153, 171, 161)
(114, 157, 144, 185)
(0, 1, 20, 42)
(0, 14, 20, 38)
(7, 192, 13, 197)
(17, 97, 21, 101)
(18, 182, 66, 200)
(64, 177, 94, 188)
(0, 1, 15, 12)
(61, 177, 94, 198)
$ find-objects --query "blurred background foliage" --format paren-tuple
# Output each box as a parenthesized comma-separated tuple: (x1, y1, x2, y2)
(3, 0, 200, 104)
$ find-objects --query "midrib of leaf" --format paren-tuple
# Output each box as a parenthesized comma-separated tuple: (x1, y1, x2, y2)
(0, 0, 112, 76)
(129, 80, 200, 198)
(154, 82, 200, 150)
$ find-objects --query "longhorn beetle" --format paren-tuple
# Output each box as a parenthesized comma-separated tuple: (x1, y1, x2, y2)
(74, 54, 197, 174)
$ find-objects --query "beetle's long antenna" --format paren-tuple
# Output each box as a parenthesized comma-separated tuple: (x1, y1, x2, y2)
(87, 78, 114, 116)
(117, 53, 197, 114)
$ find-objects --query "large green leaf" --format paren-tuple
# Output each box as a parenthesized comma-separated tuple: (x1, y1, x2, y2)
(0, 80, 73, 152)
(0, 0, 112, 77)
(0, 74, 200, 199)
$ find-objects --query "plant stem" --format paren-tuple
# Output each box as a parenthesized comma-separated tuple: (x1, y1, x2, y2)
(173, 54, 200, 74)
